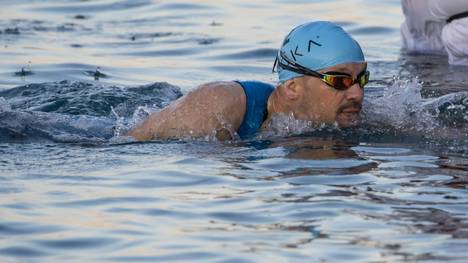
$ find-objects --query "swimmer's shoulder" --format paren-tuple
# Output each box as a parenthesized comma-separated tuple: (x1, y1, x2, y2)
(183, 81, 246, 129)
(184, 81, 246, 109)
(189, 81, 244, 98)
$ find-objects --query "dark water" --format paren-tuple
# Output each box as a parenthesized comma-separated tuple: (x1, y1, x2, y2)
(1, 0, 468, 262)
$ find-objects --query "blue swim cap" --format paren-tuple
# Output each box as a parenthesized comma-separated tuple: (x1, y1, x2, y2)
(276, 21, 365, 83)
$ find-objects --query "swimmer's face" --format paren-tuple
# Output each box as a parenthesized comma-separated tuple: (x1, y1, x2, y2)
(292, 62, 366, 127)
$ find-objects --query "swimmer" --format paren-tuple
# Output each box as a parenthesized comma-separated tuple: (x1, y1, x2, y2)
(401, 0, 468, 66)
(128, 21, 369, 141)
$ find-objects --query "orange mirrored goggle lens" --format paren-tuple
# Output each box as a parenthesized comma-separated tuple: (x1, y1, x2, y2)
(322, 70, 370, 90)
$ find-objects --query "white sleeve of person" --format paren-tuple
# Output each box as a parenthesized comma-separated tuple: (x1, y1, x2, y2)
(442, 18, 468, 66)
(401, 0, 468, 65)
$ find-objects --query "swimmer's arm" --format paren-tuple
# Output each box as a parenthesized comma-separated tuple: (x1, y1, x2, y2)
(127, 81, 246, 141)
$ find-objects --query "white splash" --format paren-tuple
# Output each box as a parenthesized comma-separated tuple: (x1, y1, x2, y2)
(362, 77, 467, 140)
(112, 104, 160, 137)
(362, 77, 438, 133)
(0, 97, 11, 112)
(257, 112, 339, 139)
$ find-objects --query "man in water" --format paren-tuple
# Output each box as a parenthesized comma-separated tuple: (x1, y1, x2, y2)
(128, 21, 369, 141)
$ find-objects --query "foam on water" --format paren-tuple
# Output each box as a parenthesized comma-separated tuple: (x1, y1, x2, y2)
(258, 112, 340, 139)
(0, 97, 11, 112)
(0, 80, 183, 143)
(363, 77, 467, 139)
(364, 78, 437, 132)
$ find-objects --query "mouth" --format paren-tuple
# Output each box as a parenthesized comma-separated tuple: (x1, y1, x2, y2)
(339, 111, 360, 123)
(339, 107, 361, 115)
(341, 108, 360, 114)
(336, 104, 362, 127)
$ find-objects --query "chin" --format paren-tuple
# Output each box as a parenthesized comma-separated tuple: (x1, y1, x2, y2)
(336, 113, 361, 128)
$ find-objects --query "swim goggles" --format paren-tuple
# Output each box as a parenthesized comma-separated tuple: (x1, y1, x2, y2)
(273, 51, 370, 90)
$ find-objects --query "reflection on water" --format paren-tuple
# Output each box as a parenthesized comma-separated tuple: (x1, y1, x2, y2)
(0, 0, 403, 89)
(1, 0, 468, 262)
(2, 138, 467, 262)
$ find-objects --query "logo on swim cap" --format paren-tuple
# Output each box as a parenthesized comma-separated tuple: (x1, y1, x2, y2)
(275, 21, 365, 83)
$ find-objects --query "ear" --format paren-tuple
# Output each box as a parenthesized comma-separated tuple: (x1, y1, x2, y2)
(282, 78, 301, 101)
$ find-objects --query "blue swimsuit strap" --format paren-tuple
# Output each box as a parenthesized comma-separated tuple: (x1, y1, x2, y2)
(236, 81, 275, 139)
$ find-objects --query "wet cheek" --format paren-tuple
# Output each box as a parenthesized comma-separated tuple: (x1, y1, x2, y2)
(331, 106, 341, 122)
(308, 86, 341, 122)
(330, 97, 343, 114)
(316, 101, 338, 122)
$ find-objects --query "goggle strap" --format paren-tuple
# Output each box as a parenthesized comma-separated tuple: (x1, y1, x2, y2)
(273, 51, 370, 89)
(272, 55, 278, 73)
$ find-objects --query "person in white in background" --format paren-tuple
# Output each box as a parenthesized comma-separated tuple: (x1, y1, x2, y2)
(401, 0, 468, 66)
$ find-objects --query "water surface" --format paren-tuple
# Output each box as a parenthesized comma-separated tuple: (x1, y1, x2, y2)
(1, 0, 468, 262)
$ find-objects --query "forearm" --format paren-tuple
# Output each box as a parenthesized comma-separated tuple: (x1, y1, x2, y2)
(127, 113, 235, 141)
(126, 118, 158, 141)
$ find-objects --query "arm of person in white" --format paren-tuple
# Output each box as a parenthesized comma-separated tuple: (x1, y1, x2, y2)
(401, 0, 468, 59)
(429, 0, 468, 20)
(442, 18, 468, 66)
(431, 0, 468, 66)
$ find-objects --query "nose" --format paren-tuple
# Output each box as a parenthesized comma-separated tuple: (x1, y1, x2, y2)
(345, 83, 364, 102)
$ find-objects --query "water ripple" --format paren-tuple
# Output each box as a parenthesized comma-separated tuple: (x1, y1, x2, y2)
(52, 196, 159, 208)
(156, 3, 214, 10)
(119, 48, 201, 57)
(348, 26, 396, 35)
(210, 48, 277, 60)
(208, 211, 272, 224)
(36, 237, 118, 249)
(0, 246, 48, 257)
(31, 0, 151, 13)
(245, 157, 376, 173)
(284, 174, 375, 186)
(0, 221, 63, 235)
(105, 252, 220, 262)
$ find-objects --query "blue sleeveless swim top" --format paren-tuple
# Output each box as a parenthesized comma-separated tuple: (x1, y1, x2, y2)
(236, 81, 275, 139)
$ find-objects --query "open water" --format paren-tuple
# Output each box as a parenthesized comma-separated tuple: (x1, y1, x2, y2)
(1, 0, 468, 262)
